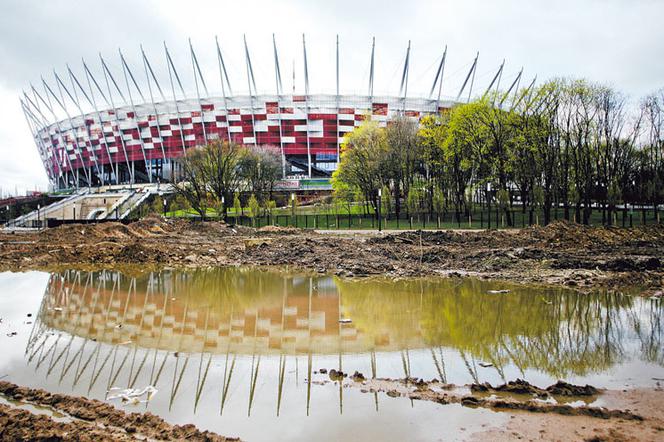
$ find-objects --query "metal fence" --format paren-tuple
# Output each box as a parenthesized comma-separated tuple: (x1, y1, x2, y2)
(226, 207, 662, 230)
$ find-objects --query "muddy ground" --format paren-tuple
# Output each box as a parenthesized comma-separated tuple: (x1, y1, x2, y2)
(0, 217, 662, 293)
(0, 381, 236, 441)
(1, 218, 663, 440)
(314, 372, 664, 442)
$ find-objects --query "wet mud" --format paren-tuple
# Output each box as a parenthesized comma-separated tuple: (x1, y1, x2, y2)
(330, 374, 664, 441)
(1, 217, 662, 293)
(0, 381, 237, 441)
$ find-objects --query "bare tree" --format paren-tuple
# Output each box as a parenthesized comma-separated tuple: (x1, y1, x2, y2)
(239, 145, 282, 203)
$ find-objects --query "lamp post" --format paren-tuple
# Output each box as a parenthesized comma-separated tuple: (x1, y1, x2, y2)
(162, 195, 167, 217)
(377, 188, 382, 232)
(221, 195, 225, 221)
(37, 204, 41, 229)
(486, 182, 492, 230)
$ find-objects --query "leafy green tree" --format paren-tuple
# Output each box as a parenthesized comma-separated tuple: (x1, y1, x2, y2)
(385, 116, 421, 218)
(333, 120, 389, 216)
(248, 194, 260, 226)
(532, 185, 544, 225)
(332, 180, 355, 216)
(150, 195, 164, 215)
(233, 193, 242, 217)
(380, 184, 393, 217)
(406, 187, 421, 218)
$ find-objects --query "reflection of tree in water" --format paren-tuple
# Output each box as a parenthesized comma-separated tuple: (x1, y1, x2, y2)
(39, 269, 663, 380)
(336, 277, 663, 379)
(27, 269, 664, 417)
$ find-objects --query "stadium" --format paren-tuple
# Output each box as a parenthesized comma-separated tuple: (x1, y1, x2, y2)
(20, 36, 516, 191)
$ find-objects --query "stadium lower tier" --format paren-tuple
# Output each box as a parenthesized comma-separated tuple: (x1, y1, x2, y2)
(27, 95, 451, 188)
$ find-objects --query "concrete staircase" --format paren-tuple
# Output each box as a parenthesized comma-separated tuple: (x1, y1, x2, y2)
(4, 186, 157, 228)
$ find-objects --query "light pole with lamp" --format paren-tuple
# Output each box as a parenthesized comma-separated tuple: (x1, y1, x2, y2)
(37, 204, 41, 229)
(377, 188, 382, 232)
(486, 182, 492, 230)
(291, 193, 296, 227)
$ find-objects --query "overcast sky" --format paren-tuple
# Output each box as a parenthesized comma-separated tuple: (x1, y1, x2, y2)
(1, 0, 663, 195)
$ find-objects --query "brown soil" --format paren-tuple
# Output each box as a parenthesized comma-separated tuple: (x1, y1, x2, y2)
(0, 381, 237, 441)
(1, 217, 662, 292)
(328, 374, 664, 442)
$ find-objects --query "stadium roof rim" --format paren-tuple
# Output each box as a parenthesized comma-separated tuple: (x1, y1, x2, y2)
(19, 36, 532, 189)
(20, 36, 529, 127)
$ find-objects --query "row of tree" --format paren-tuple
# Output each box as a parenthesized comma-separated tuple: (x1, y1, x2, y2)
(333, 78, 664, 226)
(172, 141, 282, 218)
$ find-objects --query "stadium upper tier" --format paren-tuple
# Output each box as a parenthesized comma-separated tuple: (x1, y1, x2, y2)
(20, 37, 521, 189)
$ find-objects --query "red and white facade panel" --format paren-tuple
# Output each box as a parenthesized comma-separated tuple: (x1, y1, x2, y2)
(31, 94, 454, 188)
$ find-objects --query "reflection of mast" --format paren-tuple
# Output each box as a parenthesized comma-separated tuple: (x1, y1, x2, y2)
(306, 277, 313, 416)
(337, 277, 343, 415)
(127, 279, 152, 389)
(169, 293, 191, 410)
(370, 350, 378, 411)
(194, 294, 212, 412)
(147, 271, 171, 407)
(26, 273, 58, 357)
(72, 272, 107, 387)
(106, 277, 136, 392)
(460, 351, 479, 384)
(247, 310, 261, 417)
(89, 271, 118, 394)
(431, 347, 447, 384)
(276, 276, 287, 416)
(219, 304, 236, 416)
(55, 271, 91, 381)
(63, 273, 96, 384)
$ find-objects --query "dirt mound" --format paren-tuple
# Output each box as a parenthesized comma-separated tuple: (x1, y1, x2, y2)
(0, 381, 237, 441)
(528, 220, 664, 249)
(257, 225, 300, 235)
(546, 380, 599, 396)
(369, 230, 456, 245)
(471, 379, 599, 398)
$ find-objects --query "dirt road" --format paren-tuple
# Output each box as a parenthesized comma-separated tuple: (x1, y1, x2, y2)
(0, 217, 662, 293)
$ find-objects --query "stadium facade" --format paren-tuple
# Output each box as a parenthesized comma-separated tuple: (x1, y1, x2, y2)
(20, 36, 515, 190)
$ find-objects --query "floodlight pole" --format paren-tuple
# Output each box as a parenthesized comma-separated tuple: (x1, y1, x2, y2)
(243, 35, 258, 147)
(189, 39, 209, 145)
(99, 54, 134, 184)
(140, 46, 169, 171)
(303, 34, 312, 178)
(273, 34, 286, 178)
(53, 71, 100, 185)
(368, 37, 375, 102)
(119, 49, 151, 182)
(399, 41, 411, 112)
(215, 36, 233, 143)
(429, 45, 447, 112)
(81, 59, 119, 184)
(335, 34, 341, 168)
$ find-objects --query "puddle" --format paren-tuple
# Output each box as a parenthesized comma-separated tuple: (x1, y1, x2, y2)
(0, 268, 662, 441)
(0, 394, 73, 424)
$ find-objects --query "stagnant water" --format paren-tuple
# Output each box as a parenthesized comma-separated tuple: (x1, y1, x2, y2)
(0, 268, 662, 440)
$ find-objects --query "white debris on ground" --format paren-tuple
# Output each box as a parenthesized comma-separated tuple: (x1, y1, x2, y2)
(107, 386, 157, 405)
